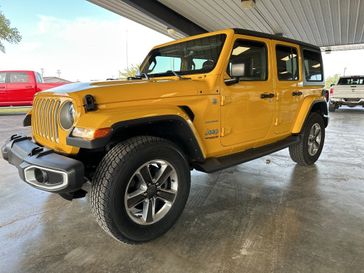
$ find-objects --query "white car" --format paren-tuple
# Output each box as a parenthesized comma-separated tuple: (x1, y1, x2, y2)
(329, 76, 364, 112)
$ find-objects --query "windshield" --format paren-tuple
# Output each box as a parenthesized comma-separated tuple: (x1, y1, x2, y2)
(140, 34, 226, 77)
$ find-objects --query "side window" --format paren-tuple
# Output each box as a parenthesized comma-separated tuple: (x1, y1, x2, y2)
(0, 72, 6, 83)
(303, 50, 323, 82)
(227, 40, 268, 81)
(276, 45, 299, 81)
(9, 72, 30, 83)
(36, 72, 44, 83)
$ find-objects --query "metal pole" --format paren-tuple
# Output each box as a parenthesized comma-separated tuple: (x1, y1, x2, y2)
(126, 30, 129, 69)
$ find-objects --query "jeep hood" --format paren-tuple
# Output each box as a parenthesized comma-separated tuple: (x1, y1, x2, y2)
(42, 79, 212, 104)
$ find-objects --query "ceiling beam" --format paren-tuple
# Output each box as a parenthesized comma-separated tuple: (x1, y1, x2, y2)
(322, 43, 364, 53)
(120, 0, 207, 36)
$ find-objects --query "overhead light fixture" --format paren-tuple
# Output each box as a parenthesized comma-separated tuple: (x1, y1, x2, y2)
(281, 54, 297, 61)
(312, 63, 321, 68)
(232, 47, 250, 56)
(241, 0, 256, 10)
(167, 27, 176, 35)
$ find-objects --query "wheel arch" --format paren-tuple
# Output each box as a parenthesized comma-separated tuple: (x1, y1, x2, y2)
(292, 99, 328, 134)
(109, 115, 205, 163)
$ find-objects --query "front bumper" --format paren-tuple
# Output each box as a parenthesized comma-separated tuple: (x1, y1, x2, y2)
(1, 135, 85, 193)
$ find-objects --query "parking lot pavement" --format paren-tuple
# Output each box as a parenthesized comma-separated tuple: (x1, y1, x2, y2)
(1, 109, 364, 273)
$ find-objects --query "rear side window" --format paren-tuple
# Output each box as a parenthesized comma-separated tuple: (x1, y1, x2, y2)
(227, 39, 268, 81)
(0, 72, 6, 83)
(276, 45, 299, 81)
(338, 77, 364, 85)
(303, 50, 323, 82)
(9, 72, 30, 83)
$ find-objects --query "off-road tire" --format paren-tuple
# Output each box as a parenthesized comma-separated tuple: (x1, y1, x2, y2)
(90, 136, 191, 244)
(289, 112, 325, 166)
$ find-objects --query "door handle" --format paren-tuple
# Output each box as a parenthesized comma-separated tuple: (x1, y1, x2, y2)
(0, 86, 5, 89)
(26, 86, 33, 88)
(260, 93, 275, 99)
(292, 91, 303, 96)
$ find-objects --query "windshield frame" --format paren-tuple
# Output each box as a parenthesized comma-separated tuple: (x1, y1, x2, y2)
(140, 34, 227, 78)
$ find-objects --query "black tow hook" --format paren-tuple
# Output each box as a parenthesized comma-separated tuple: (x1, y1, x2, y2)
(29, 147, 43, 156)
(10, 134, 22, 140)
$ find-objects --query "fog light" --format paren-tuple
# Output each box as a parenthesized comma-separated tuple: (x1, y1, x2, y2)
(34, 168, 48, 183)
(24, 166, 69, 191)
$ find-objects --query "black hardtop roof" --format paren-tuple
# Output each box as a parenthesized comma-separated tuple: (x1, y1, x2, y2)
(233, 28, 321, 51)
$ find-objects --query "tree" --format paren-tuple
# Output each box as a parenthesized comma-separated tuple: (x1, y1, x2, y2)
(119, 64, 140, 79)
(325, 74, 340, 88)
(0, 10, 21, 53)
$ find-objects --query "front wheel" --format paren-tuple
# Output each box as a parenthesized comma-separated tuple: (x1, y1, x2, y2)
(90, 136, 191, 244)
(289, 113, 325, 166)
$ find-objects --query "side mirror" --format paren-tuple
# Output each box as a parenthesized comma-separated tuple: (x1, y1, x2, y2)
(231, 63, 245, 77)
(225, 63, 245, 86)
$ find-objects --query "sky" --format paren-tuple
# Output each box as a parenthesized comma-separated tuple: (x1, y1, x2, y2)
(1, 0, 364, 81)
(0, 0, 171, 81)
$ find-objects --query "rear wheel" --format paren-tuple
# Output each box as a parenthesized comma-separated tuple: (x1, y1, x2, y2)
(289, 112, 325, 166)
(90, 136, 191, 244)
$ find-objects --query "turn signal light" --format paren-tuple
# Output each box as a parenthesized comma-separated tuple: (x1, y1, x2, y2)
(72, 127, 111, 140)
(330, 87, 334, 94)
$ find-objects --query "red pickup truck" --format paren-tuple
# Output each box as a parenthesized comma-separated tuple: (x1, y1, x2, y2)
(0, 70, 66, 106)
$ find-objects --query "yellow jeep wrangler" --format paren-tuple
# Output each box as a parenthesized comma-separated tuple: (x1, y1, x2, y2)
(2, 29, 328, 243)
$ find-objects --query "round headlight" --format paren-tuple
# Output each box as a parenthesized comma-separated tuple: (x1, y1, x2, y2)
(60, 101, 76, 130)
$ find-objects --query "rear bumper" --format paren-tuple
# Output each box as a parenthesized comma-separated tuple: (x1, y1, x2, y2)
(1, 135, 85, 193)
(330, 98, 364, 105)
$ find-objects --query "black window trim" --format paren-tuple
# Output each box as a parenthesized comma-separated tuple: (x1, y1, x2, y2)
(226, 38, 269, 83)
(276, 44, 300, 82)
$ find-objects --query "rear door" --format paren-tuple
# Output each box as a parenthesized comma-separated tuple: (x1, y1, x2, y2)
(0, 72, 7, 105)
(6, 71, 35, 106)
(272, 42, 303, 135)
(334, 76, 364, 99)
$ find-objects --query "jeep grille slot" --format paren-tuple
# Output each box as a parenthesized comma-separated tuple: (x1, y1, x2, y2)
(32, 97, 61, 143)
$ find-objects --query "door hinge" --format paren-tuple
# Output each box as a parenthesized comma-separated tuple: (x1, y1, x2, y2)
(221, 127, 232, 137)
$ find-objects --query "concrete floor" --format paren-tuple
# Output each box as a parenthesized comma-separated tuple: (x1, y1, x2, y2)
(1, 108, 364, 273)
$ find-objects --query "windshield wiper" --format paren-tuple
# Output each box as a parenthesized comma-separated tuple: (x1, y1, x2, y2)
(128, 73, 150, 80)
(167, 70, 190, 80)
(141, 73, 149, 80)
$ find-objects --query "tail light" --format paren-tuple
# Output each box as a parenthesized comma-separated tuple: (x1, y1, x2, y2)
(330, 87, 334, 95)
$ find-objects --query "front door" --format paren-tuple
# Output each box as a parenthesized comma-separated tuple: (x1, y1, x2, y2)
(221, 37, 275, 148)
(7, 71, 35, 105)
(272, 42, 304, 135)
